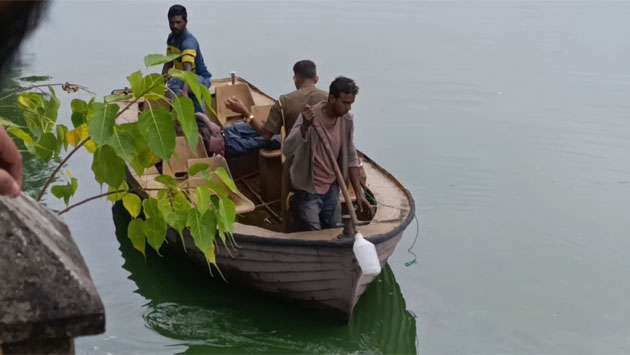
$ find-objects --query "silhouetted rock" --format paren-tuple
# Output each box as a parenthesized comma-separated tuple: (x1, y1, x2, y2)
(0, 194, 104, 353)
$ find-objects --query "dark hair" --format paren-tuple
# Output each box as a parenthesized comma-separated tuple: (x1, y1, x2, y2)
(168, 4, 187, 21)
(293, 60, 317, 80)
(0, 1, 48, 75)
(329, 76, 359, 98)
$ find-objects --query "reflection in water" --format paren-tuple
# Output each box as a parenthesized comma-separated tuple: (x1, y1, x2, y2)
(0, 67, 56, 198)
(112, 203, 418, 354)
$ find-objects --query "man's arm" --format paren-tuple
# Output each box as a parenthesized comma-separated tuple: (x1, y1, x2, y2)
(344, 117, 370, 214)
(283, 114, 310, 159)
(349, 166, 370, 214)
(224, 97, 274, 140)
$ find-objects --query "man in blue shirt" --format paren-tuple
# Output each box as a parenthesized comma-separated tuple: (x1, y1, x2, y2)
(162, 4, 212, 112)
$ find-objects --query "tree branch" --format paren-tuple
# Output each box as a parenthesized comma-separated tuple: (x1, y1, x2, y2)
(58, 189, 126, 215)
(57, 186, 170, 215)
(36, 138, 89, 201)
(0, 82, 95, 101)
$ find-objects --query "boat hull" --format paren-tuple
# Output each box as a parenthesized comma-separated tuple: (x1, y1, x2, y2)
(167, 229, 403, 319)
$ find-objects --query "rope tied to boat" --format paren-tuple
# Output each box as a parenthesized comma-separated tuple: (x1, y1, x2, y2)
(374, 199, 420, 267)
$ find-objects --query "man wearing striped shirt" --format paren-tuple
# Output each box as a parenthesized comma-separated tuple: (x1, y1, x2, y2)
(161, 4, 212, 112)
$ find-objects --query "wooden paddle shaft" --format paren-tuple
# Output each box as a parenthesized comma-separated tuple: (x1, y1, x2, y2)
(311, 123, 359, 229)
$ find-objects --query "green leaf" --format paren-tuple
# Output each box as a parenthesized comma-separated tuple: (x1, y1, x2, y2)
(122, 193, 142, 218)
(17, 92, 45, 112)
(212, 195, 234, 241)
(92, 145, 126, 187)
(51, 177, 78, 206)
(142, 198, 167, 254)
(187, 209, 217, 264)
(207, 176, 228, 199)
(188, 163, 209, 177)
(220, 197, 236, 234)
(142, 197, 161, 219)
(45, 86, 60, 125)
(107, 181, 128, 202)
(7, 127, 34, 145)
(34, 132, 59, 161)
(18, 93, 49, 138)
(127, 71, 144, 98)
(195, 187, 210, 215)
(71, 98, 88, 114)
(127, 218, 146, 257)
(19, 75, 52, 82)
(214, 167, 238, 193)
(142, 74, 166, 100)
(169, 69, 213, 114)
(172, 96, 198, 149)
(107, 125, 137, 163)
(144, 53, 182, 67)
(23, 111, 43, 139)
(155, 175, 177, 189)
(138, 107, 175, 160)
(112, 122, 156, 175)
(66, 124, 89, 146)
(0, 116, 19, 128)
(88, 102, 119, 145)
(56, 124, 68, 150)
(157, 190, 190, 236)
(71, 112, 87, 129)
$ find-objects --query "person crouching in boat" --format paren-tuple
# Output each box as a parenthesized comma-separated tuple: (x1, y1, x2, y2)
(161, 4, 212, 113)
(283, 77, 370, 231)
(221, 60, 328, 156)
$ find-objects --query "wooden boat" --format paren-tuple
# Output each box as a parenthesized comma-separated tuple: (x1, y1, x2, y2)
(115, 77, 415, 320)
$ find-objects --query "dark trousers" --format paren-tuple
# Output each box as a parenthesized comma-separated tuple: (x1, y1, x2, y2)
(223, 122, 280, 156)
(293, 184, 341, 231)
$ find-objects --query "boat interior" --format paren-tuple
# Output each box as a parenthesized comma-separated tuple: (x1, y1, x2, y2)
(115, 77, 412, 241)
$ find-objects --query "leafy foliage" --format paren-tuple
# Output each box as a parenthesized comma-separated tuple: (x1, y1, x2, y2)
(0, 53, 238, 269)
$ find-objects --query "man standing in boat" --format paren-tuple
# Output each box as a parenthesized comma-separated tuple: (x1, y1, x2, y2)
(223, 60, 328, 143)
(283, 77, 370, 231)
(161, 4, 212, 113)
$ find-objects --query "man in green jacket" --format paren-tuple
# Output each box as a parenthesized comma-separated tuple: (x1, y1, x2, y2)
(223, 59, 328, 153)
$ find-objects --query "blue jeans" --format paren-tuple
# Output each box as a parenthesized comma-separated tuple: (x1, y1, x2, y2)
(293, 184, 341, 231)
(167, 75, 212, 113)
(223, 122, 280, 156)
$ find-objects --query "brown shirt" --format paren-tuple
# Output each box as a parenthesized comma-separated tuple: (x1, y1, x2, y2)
(263, 86, 328, 135)
(311, 103, 342, 194)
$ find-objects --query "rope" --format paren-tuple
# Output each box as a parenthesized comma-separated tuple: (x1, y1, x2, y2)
(374, 199, 420, 267)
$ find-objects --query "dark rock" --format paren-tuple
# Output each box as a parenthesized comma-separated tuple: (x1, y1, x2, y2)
(0, 194, 105, 349)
